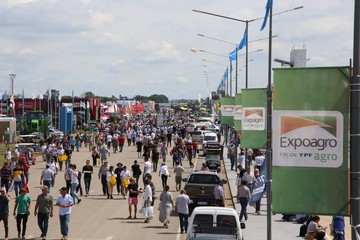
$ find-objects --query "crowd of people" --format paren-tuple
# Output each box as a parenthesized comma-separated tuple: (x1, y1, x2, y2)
(0, 112, 347, 240)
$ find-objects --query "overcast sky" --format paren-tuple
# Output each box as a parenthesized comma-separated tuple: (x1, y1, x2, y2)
(0, 0, 353, 100)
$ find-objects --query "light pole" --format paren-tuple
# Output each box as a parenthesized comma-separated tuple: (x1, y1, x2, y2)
(193, 6, 302, 90)
(201, 59, 229, 96)
(197, 33, 265, 91)
(9, 73, 16, 96)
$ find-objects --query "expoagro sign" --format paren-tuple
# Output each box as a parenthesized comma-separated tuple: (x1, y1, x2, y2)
(272, 67, 349, 216)
(273, 110, 343, 168)
(242, 107, 266, 131)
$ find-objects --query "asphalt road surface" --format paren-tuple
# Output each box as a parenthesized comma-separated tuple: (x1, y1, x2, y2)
(4, 143, 233, 240)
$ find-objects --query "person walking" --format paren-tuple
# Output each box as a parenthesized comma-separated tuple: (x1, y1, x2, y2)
(0, 187, 10, 240)
(114, 163, 123, 195)
(127, 177, 140, 219)
(82, 160, 93, 197)
(91, 147, 99, 166)
(56, 187, 74, 240)
(143, 179, 152, 223)
(64, 165, 72, 194)
(237, 180, 251, 222)
(176, 189, 191, 234)
(70, 165, 81, 204)
(213, 179, 226, 207)
(120, 166, 131, 198)
(131, 160, 142, 185)
(99, 144, 110, 164)
(106, 165, 115, 199)
(173, 162, 184, 191)
(40, 164, 54, 192)
(0, 162, 11, 192)
(98, 161, 109, 196)
(159, 163, 170, 189)
(13, 188, 31, 239)
(159, 185, 174, 228)
(34, 186, 54, 240)
(11, 162, 26, 197)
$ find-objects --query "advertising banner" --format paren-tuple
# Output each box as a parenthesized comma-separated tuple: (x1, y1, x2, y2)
(272, 67, 350, 215)
(220, 97, 234, 125)
(234, 93, 242, 131)
(241, 88, 267, 148)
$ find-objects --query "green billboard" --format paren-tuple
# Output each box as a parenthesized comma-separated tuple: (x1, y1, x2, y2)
(220, 97, 234, 125)
(272, 66, 350, 215)
(241, 88, 267, 148)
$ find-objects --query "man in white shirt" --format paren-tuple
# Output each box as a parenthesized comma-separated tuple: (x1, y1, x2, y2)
(143, 158, 152, 182)
(242, 167, 255, 192)
(56, 187, 74, 240)
(254, 151, 265, 172)
(143, 179, 152, 223)
(40, 164, 54, 192)
(70, 165, 81, 204)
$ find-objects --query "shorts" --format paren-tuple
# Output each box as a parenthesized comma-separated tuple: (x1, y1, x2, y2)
(175, 176, 182, 184)
(128, 197, 138, 205)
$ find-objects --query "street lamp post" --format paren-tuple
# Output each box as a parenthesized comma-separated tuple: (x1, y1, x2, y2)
(9, 73, 16, 96)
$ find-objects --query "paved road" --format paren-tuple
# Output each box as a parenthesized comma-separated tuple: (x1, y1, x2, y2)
(4, 143, 232, 240)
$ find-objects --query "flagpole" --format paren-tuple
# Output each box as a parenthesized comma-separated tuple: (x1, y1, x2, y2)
(22, 89, 24, 116)
(351, 1, 360, 239)
(266, 2, 273, 240)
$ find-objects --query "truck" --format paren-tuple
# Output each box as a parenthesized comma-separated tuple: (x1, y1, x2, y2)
(187, 207, 245, 240)
(183, 171, 226, 213)
(19, 110, 51, 137)
(204, 142, 223, 172)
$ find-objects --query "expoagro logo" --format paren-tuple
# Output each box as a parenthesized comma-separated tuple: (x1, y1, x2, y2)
(273, 110, 343, 168)
(221, 105, 234, 117)
(242, 107, 265, 130)
(234, 105, 242, 120)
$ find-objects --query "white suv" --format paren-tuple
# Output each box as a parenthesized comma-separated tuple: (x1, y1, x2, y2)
(187, 206, 245, 240)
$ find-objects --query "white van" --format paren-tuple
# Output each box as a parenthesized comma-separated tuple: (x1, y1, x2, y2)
(187, 207, 245, 240)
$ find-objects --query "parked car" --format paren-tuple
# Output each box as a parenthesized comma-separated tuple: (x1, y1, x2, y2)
(48, 128, 64, 138)
(187, 206, 245, 240)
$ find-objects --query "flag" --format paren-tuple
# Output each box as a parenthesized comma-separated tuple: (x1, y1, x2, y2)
(260, 0, 273, 31)
(223, 69, 228, 80)
(9, 95, 15, 115)
(238, 26, 247, 50)
(229, 49, 236, 61)
(39, 91, 43, 100)
(2, 91, 7, 101)
(249, 157, 267, 206)
(31, 90, 36, 100)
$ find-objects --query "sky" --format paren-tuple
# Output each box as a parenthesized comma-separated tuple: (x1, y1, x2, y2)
(0, 0, 354, 100)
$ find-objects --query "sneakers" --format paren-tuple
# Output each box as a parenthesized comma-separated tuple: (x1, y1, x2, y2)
(256, 211, 261, 215)
(78, 199, 82, 204)
(144, 218, 150, 223)
(127, 216, 132, 219)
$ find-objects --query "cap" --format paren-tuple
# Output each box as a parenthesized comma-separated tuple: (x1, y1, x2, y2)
(59, 187, 67, 191)
(0, 187, 6, 192)
(180, 189, 185, 193)
(220, 179, 227, 184)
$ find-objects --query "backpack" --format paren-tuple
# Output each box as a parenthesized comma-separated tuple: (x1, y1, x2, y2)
(299, 224, 307, 237)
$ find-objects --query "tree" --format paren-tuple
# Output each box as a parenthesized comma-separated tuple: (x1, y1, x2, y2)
(81, 91, 96, 98)
(148, 94, 168, 103)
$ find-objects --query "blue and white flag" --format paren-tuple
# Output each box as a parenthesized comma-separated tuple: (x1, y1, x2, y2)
(249, 158, 268, 206)
(223, 69, 228, 80)
(260, 0, 273, 31)
(229, 27, 247, 61)
(2, 90, 7, 101)
(229, 49, 236, 61)
(238, 26, 247, 50)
